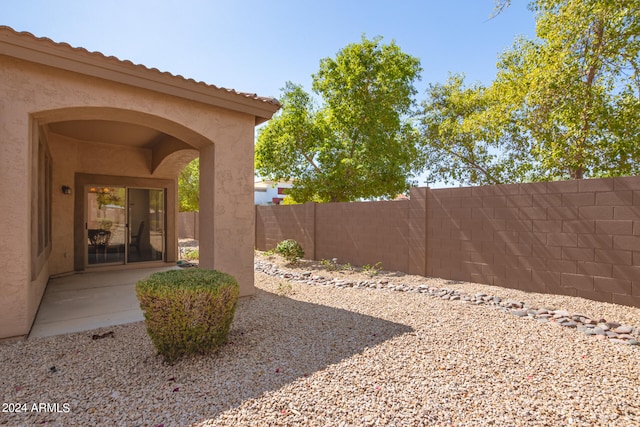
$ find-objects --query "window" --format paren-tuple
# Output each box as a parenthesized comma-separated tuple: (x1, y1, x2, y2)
(37, 137, 52, 255)
(32, 131, 52, 279)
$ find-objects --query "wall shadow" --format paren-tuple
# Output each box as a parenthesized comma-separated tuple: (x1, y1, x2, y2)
(181, 288, 414, 423)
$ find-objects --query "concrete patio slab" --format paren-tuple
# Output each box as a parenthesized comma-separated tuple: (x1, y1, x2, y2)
(29, 265, 176, 338)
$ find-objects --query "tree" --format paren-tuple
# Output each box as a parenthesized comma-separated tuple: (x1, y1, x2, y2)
(420, 74, 533, 186)
(178, 158, 199, 212)
(496, 0, 640, 180)
(420, 0, 640, 184)
(491, 0, 512, 18)
(255, 36, 423, 202)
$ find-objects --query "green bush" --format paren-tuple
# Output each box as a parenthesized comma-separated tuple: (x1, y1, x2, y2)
(275, 239, 304, 264)
(135, 269, 239, 363)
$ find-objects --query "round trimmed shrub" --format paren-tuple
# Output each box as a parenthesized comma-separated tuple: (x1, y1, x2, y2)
(136, 269, 239, 363)
(275, 239, 304, 264)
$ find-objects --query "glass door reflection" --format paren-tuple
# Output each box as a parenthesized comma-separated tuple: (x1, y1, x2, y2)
(87, 186, 126, 265)
(86, 186, 165, 266)
(127, 188, 164, 263)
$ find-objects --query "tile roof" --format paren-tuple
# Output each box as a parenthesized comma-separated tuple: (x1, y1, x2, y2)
(0, 25, 281, 116)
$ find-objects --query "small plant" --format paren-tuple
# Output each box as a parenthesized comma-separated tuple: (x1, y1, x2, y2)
(136, 269, 239, 363)
(362, 262, 383, 276)
(182, 248, 199, 261)
(321, 258, 354, 272)
(275, 239, 304, 264)
(321, 258, 339, 271)
(276, 281, 294, 296)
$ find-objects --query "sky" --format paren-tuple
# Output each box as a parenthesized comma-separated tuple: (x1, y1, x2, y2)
(2, 1, 538, 186)
(2, 0, 537, 99)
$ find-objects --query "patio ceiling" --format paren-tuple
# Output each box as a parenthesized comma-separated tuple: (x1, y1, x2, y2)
(45, 119, 198, 176)
(47, 119, 165, 148)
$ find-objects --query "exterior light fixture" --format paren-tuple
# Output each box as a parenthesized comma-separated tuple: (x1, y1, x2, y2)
(61, 185, 72, 195)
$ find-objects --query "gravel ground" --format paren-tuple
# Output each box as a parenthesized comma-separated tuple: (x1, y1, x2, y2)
(1, 253, 640, 426)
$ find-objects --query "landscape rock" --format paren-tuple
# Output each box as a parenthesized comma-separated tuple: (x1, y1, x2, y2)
(254, 257, 640, 348)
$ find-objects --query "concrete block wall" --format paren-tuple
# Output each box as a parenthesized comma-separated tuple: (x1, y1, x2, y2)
(178, 211, 199, 240)
(255, 199, 411, 272)
(253, 176, 640, 307)
(315, 200, 410, 272)
(428, 177, 640, 306)
(408, 187, 428, 276)
(255, 202, 316, 260)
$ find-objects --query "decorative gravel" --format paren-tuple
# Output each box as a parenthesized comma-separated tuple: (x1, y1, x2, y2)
(255, 258, 640, 347)
(1, 253, 640, 426)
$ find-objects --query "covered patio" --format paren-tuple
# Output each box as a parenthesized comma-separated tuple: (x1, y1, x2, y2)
(29, 266, 175, 338)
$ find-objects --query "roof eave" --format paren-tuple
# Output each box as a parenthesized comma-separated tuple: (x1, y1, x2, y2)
(0, 27, 281, 123)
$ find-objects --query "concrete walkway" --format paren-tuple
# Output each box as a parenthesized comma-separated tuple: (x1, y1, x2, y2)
(29, 265, 176, 338)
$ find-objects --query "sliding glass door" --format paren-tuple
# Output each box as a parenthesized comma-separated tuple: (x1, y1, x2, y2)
(127, 188, 164, 263)
(86, 186, 164, 266)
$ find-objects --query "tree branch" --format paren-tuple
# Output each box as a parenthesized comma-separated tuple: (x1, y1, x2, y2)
(488, 0, 511, 20)
(449, 149, 502, 185)
(297, 141, 324, 176)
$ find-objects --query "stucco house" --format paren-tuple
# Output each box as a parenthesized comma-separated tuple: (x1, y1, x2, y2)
(254, 180, 294, 205)
(0, 26, 280, 340)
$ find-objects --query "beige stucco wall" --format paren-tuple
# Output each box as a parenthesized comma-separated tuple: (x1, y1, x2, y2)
(0, 54, 259, 339)
(49, 134, 76, 276)
(0, 59, 38, 338)
(199, 112, 256, 295)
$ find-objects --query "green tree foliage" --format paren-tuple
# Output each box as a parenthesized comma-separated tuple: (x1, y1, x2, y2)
(96, 187, 124, 210)
(256, 36, 423, 202)
(178, 158, 199, 212)
(420, 0, 640, 184)
(420, 74, 533, 185)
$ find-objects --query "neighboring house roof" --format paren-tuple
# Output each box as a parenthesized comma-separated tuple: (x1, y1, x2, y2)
(254, 180, 294, 191)
(0, 26, 281, 124)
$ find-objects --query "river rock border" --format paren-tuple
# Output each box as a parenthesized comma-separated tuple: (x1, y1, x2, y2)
(255, 259, 640, 347)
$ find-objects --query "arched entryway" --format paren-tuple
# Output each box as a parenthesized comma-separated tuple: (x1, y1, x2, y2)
(35, 107, 202, 276)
